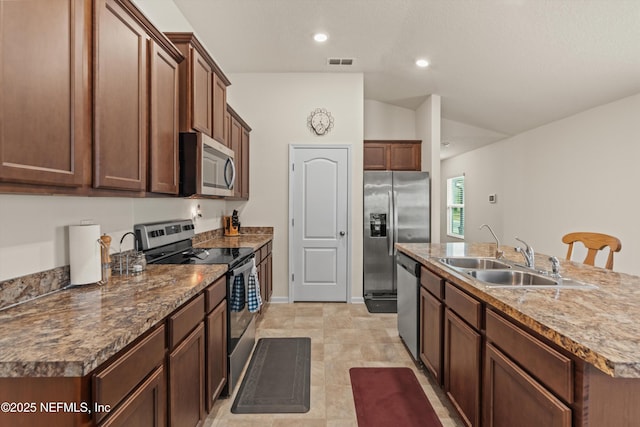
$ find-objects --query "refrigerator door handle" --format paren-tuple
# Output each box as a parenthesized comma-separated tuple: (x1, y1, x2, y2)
(388, 190, 394, 256)
(393, 191, 398, 255)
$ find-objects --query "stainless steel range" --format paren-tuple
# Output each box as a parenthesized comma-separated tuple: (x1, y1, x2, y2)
(134, 219, 256, 396)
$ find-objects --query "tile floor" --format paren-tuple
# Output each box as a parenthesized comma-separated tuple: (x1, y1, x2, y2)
(205, 302, 464, 427)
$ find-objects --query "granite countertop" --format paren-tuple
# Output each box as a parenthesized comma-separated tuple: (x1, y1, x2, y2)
(194, 233, 272, 250)
(397, 242, 640, 378)
(0, 233, 273, 378)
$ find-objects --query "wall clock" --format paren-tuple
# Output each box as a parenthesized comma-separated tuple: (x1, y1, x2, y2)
(307, 108, 334, 136)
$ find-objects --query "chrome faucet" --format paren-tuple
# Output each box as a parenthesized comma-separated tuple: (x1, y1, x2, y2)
(117, 232, 138, 275)
(479, 224, 503, 259)
(514, 237, 535, 268)
(119, 231, 138, 253)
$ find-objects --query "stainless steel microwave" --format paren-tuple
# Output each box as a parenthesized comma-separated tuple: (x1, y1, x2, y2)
(180, 132, 235, 197)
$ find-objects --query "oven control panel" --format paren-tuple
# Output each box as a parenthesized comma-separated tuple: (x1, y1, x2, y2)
(134, 219, 195, 250)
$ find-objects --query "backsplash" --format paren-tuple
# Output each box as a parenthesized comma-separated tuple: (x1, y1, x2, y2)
(0, 266, 70, 311)
(191, 228, 224, 245)
(0, 226, 274, 311)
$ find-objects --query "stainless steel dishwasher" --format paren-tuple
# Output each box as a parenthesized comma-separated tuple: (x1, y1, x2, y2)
(396, 252, 420, 360)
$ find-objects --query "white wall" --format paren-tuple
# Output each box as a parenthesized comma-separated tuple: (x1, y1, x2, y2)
(440, 142, 506, 244)
(416, 95, 442, 243)
(364, 100, 416, 140)
(226, 73, 364, 301)
(441, 93, 640, 274)
(0, 195, 226, 282)
(131, 0, 195, 32)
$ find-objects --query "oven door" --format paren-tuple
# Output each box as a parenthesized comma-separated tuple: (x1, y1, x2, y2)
(202, 134, 235, 197)
(226, 255, 257, 394)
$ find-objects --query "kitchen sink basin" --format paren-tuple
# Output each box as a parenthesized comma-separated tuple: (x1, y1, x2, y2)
(439, 257, 512, 270)
(467, 269, 598, 289)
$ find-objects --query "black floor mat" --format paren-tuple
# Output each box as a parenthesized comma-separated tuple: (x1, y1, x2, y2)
(365, 299, 397, 313)
(231, 337, 311, 414)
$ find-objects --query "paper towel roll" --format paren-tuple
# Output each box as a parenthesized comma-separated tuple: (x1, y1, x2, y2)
(69, 224, 102, 286)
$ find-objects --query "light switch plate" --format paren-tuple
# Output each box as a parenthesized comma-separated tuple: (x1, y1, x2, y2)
(489, 194, 497, 203)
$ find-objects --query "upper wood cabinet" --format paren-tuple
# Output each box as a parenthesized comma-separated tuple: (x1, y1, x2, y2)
(363, 140, 421, 171)
(191, 48, 213, 136)
(94, 0, 148, 191)
(94, 0, 183, 193)
(0, 0, 90, 188)
(213, 74, 228, 145)
(229, 115, 242, 199)
(241, 127, 250, 200)
(223, 109, 231, 148)
(165, 33, 231, 146)
(149, 40, 182, 194)
(227, 105, 251, 201)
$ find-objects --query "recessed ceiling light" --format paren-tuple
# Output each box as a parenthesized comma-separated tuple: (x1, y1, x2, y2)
(415, 59, 430, 68)
(314, 33, 328, 43)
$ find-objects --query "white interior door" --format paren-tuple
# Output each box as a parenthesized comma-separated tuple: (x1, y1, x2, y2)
(289, 145, 350, 302)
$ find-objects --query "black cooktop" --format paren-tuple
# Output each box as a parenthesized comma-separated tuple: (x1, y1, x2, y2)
(158, 247, 254, 266)
(145, 240, 254, 268)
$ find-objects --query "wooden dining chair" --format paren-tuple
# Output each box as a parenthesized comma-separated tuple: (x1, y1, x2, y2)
(562, 232, 622, 270)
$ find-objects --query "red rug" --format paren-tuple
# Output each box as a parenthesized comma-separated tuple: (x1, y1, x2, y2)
(349, 367, 443, 427)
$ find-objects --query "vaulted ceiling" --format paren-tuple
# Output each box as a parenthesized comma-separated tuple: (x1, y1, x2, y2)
(172, 0, 640, 154)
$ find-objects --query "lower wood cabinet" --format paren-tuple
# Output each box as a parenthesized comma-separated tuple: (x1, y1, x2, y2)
(417, 263, 578, 427)
(265, 252, 273, 301)
(168, 322, 206, 427)
(256, 241, 273, 312)
(206, 300, 227, 412)
(420, 287, 443, 383)
(484, 344, 571, 427)
(0, 275, 229, 427)
(444, 308, 482, 427)
(99, 365, 166, 427)
(93, 325, 166, 425)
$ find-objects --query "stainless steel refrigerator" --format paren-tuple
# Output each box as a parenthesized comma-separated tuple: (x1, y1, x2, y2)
(363, 171, 430, 300)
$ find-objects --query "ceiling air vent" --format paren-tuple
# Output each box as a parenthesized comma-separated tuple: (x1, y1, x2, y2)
(327, 58, 355, 66)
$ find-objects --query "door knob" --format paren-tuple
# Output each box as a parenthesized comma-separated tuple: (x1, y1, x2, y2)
(339, 231, 346, 236)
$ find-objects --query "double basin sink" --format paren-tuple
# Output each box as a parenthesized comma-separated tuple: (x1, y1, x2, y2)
(438, 257, 597, 290)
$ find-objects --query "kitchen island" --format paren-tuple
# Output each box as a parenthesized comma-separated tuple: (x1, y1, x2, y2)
(0, 232, 272, 426)
(397, 242, 640, 427)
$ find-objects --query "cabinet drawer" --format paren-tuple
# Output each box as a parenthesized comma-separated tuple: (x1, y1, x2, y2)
(93, 325, 165, 424)
(486, 309, 573, 403)
(421, 266, 444, 299)
(445, 282, 481, 330)
(205, 276, 226, 313)
(168, 294, 205, 349)
(99, 365, 166, 427)
(266, 241, 273, 254)
(257, 245, 266, 263)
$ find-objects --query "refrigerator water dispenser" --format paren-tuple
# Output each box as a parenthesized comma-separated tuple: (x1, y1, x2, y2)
(370, 213, 387, 237)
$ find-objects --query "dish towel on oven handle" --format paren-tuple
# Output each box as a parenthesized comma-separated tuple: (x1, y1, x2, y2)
(230, 272, 245, 312)
(247, 258, 262, 313)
